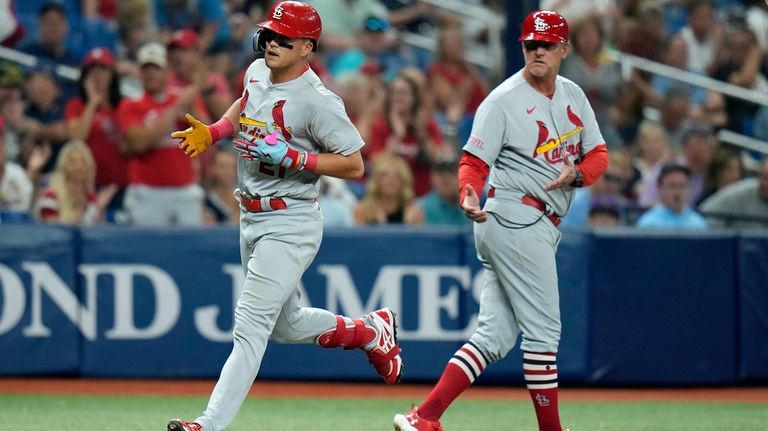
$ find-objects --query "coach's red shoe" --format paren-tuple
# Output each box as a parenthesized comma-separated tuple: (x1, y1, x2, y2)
(167, 419, 202, 431)
(362, 308, 403, 385)
(393, 406, 444, 431)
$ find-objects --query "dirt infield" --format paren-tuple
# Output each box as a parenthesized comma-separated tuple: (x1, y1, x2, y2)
(0, 378, 767, 403)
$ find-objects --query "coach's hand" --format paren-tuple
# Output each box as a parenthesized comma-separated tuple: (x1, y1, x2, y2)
(544, 151, 578, 191)
(461, 185, 488, 223)
(234, 130, 302, 169)
(172, 113, 213, 158)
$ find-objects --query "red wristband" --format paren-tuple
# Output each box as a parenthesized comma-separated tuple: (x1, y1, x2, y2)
(208, 118, 235, 143)
(304, 153, 318, 171)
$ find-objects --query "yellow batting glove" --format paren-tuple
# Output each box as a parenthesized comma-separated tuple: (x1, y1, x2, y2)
(172, 113, 213, 158)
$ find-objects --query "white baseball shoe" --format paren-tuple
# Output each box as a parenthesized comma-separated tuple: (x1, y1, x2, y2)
(362, 308, 403, 385)
(393, 406, 444, 431)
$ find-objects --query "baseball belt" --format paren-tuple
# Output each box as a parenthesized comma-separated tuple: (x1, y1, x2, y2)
(488, 188, 561, 227)
(234, 189, 287, 213)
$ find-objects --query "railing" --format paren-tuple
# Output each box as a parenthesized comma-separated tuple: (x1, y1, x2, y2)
(0, 46, 79, 81)
(605, 48, 768, 154)
(400, 0, 506, 72)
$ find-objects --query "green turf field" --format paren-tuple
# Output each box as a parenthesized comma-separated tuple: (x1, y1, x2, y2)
(1, 394, 766, 431)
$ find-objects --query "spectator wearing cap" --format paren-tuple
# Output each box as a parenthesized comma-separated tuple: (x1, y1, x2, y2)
(636, 164, 708, 229)
(330, 15, 409, 81)
(117, 42, 207, 226)
(167, 28, 233, 120)
(20, 2, 80, 67)
(22, 62, 69, 174)
(419, 156, 467, 226)
(153, 0, 231, 53)
(65, 47, 128, 213)
(700, 158, 768, 229)
(312, 0, 389, 52)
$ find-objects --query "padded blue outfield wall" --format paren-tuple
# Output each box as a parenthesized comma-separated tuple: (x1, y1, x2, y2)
(0, 225, 766, 385)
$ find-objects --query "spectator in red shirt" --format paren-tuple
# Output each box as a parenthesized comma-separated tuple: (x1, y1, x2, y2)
(36, 140, 116, 225)
(117, 42, 207, 226)
(65, 47, 127, 211)
(427, 27, 488, 130)
(367, 72, 447, 196)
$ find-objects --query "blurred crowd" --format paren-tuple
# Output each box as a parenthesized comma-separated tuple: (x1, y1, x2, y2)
(0, 0, 766, 230)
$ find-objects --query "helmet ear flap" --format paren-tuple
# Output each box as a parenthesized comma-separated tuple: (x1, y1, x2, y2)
(253, 29, 267, 52)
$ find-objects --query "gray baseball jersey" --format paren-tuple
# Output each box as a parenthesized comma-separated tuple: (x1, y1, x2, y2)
(463, 70, 606, 359)
(195, 61, 365, 431)
(463, 70, 604, 216)
(237, 59, 364, 200)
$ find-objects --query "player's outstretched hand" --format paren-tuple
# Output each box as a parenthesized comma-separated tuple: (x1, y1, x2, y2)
(544, 151, 578, 191)
(172, 113, 213, 158)
(461, 185, 488, 223)
(233, 131, 295, 168)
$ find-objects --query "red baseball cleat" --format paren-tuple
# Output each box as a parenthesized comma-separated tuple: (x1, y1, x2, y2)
(393, 406, 444, 431)
(362, 308, 403, 385)
(167, 419, 202, 431)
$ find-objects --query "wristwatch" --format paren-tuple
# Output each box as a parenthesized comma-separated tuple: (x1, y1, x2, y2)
(571, 168, 584, 188)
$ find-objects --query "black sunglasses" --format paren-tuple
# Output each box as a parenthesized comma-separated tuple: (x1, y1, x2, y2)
(256, 28, 297, 50)
(523, 40, 558, 51)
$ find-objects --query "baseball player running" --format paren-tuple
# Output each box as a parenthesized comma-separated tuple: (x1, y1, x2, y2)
(166, 2, 403, 430)
(393, 10, 608, 431)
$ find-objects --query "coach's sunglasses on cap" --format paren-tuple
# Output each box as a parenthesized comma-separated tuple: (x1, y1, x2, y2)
(253, 28, 297, 51)
(523, 40, 559, 51)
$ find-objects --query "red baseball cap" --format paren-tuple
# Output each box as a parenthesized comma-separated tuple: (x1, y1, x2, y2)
(83, 48, 116, 68)
(519, 10, 569, 44)
(169, 29, 199, 49)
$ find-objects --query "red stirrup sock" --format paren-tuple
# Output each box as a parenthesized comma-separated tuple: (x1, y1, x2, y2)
(419, 341, 489, 421)
(524, 351, 563, 431)
(316, 316, 376, 349)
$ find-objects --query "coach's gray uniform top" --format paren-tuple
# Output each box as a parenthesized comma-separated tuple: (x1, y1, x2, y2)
(197, 60, 364, 431)
(462, 70, 604, 360)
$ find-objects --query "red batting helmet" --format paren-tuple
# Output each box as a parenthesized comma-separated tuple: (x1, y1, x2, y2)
(518, 10, 569, 44)
(255, 1, 322, 52)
